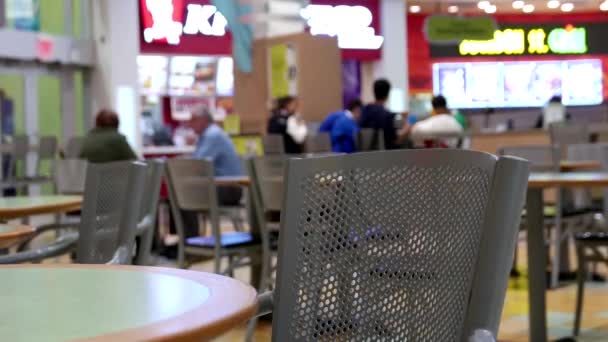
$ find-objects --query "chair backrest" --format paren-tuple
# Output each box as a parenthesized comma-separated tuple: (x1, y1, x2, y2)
(305, 133, 332, 153)
(499, 145, 559, 172)
(567, 143, 608, 210)
(250, 156, 286, 213)
(263, 134, 285, 155)
(139, 159, 165, 222)
(9, 135, 29, 178)
(76, 161, 147, 264)
(36, 136, 58, 176)
(64, 136, 85, 158)
(271, 149, 530, 341)
(549, 122, 589, 149)
(54, 159, 87, 195)
(358, 128, 385, 151)
(165, 158, 217, 212)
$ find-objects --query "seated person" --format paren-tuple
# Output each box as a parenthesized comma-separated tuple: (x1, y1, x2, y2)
(411, 95, 463, 148)
(79, 109, 137, 163)
(183, 105, 244, 238)
(319, 99, 362, 153)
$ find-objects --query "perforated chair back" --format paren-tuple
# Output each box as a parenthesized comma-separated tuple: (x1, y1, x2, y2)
(54, 159, 87, 195)
(250, 156, 286, 212)
(549, 123, 589, 154)
(499, 145, 559, 172)
(358, 128, 385, 151)
(272, 149, 530, 341)
(64, 136, 85, 158)
(139, 159, 165, 222)
(165, 158, 217, 212)
(76, 161, 146, 264)
(35, 136, 58, 177)
(8, 135, 29, 178)
(567, 143, 608, 211)
(263, 134, 285, 155)
(306, 133, 332, 153)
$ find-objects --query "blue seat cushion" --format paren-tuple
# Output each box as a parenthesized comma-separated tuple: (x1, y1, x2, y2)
(186, 232, 259, 248)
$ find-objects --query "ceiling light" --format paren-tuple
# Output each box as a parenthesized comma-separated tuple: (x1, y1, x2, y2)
(478, 1, 490, 9)
(522, 4, 535, 12)
(409, 5, 421, 13)
(600, 1, 608, 11)
(448, 5, 459, 13)
(512, 1, 525, 9)
(485, 4, 497, 13)
(561, 2, 574, 11)
(547, 0, 560, 9)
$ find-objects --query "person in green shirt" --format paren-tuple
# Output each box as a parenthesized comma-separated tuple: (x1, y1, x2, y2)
(79, 109, 137, 163)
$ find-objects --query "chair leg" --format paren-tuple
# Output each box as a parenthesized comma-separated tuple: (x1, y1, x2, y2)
(135, 227, 154, 266)
(177, 241, 187, 269)
(574, 243, 587, 337)
(551, 223, 562, 288)
(245, 317, 258, 342)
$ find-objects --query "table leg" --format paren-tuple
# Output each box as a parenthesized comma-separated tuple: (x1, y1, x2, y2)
(527, 188, 548, 342)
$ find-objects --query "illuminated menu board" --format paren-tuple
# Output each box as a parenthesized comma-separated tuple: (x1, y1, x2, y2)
(433, 59, 603, 109)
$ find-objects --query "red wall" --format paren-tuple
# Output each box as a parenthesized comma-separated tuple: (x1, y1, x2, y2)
(408, 13, 608, 99)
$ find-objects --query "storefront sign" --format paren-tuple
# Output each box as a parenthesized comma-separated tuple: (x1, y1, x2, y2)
(425, 16, 497, 42)
(300, 4, 384, 50)
(140, 0, 227, 45)
(459, 25, 588, 56)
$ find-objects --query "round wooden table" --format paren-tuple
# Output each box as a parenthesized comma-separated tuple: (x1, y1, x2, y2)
(0, 265, 257, 341)
(0, 195, 82, 220)
(0, 223, 34, 249)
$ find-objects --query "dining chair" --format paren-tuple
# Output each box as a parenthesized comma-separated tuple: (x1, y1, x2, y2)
(134, 159, 165, 265)
(305, 133, 332, 153)
(0, 135, 29, 192)
(165, 158, 260, 271)
(263, 134, 285, 155)
(357, 128, 385, 151)
(63, 136, 85, 159)
(54, 158, 88, 195)
(549, 122, 590, 156)
(247, 149, 529, 341)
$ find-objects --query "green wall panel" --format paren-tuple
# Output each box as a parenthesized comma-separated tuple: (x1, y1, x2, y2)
(38, 75, 62, 193)
(73, 0, 82, 37)
(40, 0, 65, 35)
(0, 74, 25, 134)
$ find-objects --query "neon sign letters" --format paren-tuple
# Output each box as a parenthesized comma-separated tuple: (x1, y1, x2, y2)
(300, 5, 384, 50)
(143, 0, 228, 45)
(459, 25, 588, 56)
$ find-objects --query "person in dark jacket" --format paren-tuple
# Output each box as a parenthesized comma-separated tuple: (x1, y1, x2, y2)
(359, 79, 399, 149)
(79, 109, 137, 163)
(267, 96, 307, 154)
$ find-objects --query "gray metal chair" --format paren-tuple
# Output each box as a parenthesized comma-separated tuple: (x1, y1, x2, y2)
(77, 161, 147, 264)
(165, 158, 260, 271)
(549, 122, 589, 156)
(358, 128, 385, 151)
(0, 135, 29, 191)
(134, 159, 165, 265)
(249, 149, 529, 341)
(263, 134, 285, 155)
(305, 133, 332, 153)
(54, 159, 88, 195)
(63, 136, 85, 159)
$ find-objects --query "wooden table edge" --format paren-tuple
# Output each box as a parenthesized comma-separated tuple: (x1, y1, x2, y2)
(0, 223, 35, 248)
(0, 200, 82, 220)
(0, 264, 258, 342)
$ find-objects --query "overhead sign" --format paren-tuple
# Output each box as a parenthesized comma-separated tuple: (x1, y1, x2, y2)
(459, 25, 587, 56)
(140, 0, 228, 46)
(425, 16, 497, 43)
(300, 4, 384, 50)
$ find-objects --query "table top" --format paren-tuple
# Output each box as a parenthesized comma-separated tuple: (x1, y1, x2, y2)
(0, 223, 34, 249)
(529, 172, 608, 188)
(214, 176, 252, 187)
(0, 264, 257, 341)
(0, 195, 83, 220)
(559, 160, 601, 172)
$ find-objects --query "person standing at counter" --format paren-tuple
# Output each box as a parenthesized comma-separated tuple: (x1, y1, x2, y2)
(267, 96, 307, 154)
(79, 109, 137, 163)
(536, 95, 568, 129)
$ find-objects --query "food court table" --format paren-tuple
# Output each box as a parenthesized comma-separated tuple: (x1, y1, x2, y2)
(0, 195, 82, 221)
(559, 160, 601, 172)
(526, 172, 608, 342)
(0, 264, 257, 341)
(0, 223, 34, 249)
(214, 176, 252, 187)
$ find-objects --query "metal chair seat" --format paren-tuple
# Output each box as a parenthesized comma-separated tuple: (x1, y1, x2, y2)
(186, 232, 259, 248)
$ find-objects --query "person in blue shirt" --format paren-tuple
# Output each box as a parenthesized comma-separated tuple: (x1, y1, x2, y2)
(319, 99, 362, 153)
(183, 106, 243, 237)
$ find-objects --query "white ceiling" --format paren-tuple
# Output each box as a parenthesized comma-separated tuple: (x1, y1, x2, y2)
(408, 0, 607, 14)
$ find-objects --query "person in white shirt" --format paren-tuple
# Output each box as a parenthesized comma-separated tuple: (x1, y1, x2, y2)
(542, 96, 566, 129)
(411, 95, 463, 148)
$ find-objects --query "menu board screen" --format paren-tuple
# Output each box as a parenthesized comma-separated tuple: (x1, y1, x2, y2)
(433, 59, 603, 109)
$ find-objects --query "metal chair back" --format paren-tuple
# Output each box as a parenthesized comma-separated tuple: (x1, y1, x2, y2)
(8, 135, 29, 179)
(76, 161, 147, 264)
(305, 133, 332, 153)
(499, 145, 560, 172)
(35, 136, 58, 177)
(271, 149, 530, 341)
(549, 122, 589, 155)
(54, 159, 87, 195)
(134, 159, 165, 265)
(358, 128, 385, 151)
(165, 159, 217, 212)
(64, 136, 85, 158)
(263, 134, 285, 155)
(250, 156, 286, 213)
(567, 143, 608, 213)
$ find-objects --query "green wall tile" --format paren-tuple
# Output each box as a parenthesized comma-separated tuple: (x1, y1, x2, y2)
(40, 0, 65, 35)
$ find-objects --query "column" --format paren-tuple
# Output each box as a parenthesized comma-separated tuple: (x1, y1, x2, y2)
(90, 0, 141, 152)
(376, 0, 409, 112)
